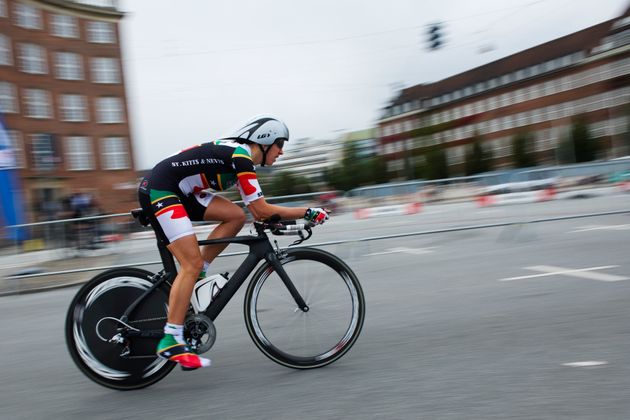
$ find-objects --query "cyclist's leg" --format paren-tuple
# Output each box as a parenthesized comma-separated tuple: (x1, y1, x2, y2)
(161, 235, 211, 368)
(138, 187, 210, 368)
(182, 191, 247, 264)
(166, 235, 204, 324)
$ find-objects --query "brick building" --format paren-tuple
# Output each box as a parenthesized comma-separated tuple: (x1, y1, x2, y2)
(0, 0, 136, 222)
(378, 6, 630, 178)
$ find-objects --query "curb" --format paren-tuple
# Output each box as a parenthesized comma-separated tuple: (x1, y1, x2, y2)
(477, 188, 556, 207)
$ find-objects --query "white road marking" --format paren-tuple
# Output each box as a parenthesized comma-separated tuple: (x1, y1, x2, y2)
(570, 224, 630, 233)
(365, 247, 437, 256)
(499, 265, 629, 282)
(562, 361, 608, 368)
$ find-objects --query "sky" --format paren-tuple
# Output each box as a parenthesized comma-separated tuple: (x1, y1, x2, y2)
(118, 0, 629, 170)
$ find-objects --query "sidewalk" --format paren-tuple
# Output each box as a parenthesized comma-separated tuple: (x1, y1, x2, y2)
(0, 249, 120, 296)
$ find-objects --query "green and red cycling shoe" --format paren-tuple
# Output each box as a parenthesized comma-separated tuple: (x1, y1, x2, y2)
(157, 334, 211, 370)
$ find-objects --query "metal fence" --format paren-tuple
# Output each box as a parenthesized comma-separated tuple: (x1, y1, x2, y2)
(3, 208, 630, 282)
(345, 159, 630, 199)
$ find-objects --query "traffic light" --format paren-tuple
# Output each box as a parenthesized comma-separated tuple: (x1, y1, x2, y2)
(427, 23, 443, 50)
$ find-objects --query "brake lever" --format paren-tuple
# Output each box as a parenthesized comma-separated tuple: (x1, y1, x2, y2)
(289, 226, 312, 246)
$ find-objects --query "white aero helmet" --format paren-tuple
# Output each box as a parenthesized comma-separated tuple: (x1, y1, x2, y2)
(227, 115, 289, 146)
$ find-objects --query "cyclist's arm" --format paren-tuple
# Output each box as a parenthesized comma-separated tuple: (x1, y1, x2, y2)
(231, 146, 315, 221)
(247, 198, 307, 221)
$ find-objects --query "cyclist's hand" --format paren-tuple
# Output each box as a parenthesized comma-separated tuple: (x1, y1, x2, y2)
(304, 208, 330, 225)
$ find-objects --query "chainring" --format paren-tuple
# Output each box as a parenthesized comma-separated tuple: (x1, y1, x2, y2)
(183, 313, 216, 354)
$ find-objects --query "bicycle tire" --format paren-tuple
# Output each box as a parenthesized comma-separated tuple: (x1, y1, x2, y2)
(65, 267, 175, 390)
(244, 247, 365, 369)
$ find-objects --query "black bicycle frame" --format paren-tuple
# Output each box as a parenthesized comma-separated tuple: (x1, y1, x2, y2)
(121, 228, 308, 330)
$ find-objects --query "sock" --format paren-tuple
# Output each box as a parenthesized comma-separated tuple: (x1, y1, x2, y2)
(159, 323, 211, 369)
(198, 261, 210, 280)
(164, 323, 185, 344)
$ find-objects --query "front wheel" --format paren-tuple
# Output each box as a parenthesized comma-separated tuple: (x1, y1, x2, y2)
(244, 248, 365, 369)
(65, 268, 175, 390)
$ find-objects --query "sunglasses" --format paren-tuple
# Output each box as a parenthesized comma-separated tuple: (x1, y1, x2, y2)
(273, 138, 286, 150)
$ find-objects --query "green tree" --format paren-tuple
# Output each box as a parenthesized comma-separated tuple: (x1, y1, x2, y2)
(324, 142, 391, 191)
(571, 115, 597, 162)
(557, 135, 576, 164)
(557, 116, 597, 163)
(623, 103, 630, 155)
(268, 171, 312, 196)
(411, 156, 427, 180)
(511, 131, 536, 168)
(465, 135, 493, 175)
(425, 146, 448, 180)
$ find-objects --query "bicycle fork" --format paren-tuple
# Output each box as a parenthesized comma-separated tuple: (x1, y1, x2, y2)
(266, 252, 309, 312)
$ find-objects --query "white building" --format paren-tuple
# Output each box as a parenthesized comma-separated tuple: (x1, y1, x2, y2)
(271, 137, 344, 184)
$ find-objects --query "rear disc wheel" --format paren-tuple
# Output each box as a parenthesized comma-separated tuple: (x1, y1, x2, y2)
(65, 268, 175, 390)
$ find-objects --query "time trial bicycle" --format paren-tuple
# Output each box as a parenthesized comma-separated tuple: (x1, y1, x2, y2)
(65, 209, 365, 390)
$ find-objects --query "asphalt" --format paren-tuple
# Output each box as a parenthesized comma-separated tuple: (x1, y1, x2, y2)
(3, 199, 630, 419)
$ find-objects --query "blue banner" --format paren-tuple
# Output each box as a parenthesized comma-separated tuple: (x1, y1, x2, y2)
(0, 114, 27, 241)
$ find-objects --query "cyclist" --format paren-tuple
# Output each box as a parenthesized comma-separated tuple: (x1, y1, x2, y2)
(138, 115, 329, 369)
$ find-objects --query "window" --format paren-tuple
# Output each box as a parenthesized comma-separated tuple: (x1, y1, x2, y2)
(60, 94, 88, 121)
(453, 107, 461, 119)
(91, 57, 120, 83)
(552, 58, 563, 70)
(488, 96, 497, 110)
(0, 0, 6, 17)
(24, 88, 52, 118)
(65, 136, 93, 170)
(31, 134, 57, 170)
(499, 93, 509, 107)
(87, 21, 116, 43)
(55, 52, 83, 80)
(0, 34, 12, 65)
(492, 137, 511, 158)
(0, 82, 18, 113)
(14, 2, 42, 29)
(19, 43, 47, 74)
(96, 97, 124, 123)
(578, 50, 588, 66)
(446, 146, 465, 165)
(101, 137, 129, 169)
(51, 14, 78, 38)
(535, 129, 552, 152)
(386, 158, 404, 173)
(562, 55, 572, 66)
(6, 130, 25, 168)
(531, 64, 541, 77)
